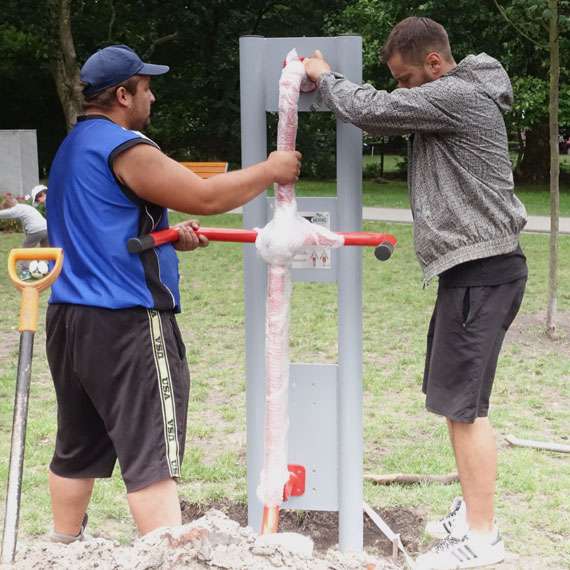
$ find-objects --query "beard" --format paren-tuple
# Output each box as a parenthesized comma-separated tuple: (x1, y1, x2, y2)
(127, 108, 151, 132)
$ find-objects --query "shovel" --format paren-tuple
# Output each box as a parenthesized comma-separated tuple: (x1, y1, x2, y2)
(0, 248, 63, 568)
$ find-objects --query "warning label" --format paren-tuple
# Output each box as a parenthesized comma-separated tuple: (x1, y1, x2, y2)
(293, 211, 332, 269)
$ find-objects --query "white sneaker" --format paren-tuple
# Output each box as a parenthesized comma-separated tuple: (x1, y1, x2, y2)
(416, 522, 505, 570)
(425, 497, 467, 539)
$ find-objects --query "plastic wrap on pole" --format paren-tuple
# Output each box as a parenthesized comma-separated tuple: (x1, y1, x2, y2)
(257, 261, 292, 508)
(255, 49, 329, 509)
(256, 202, 345, 266)
(274, 50, 304, 206)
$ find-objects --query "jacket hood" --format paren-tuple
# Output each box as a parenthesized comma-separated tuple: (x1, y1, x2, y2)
(448, 53, 513, 112)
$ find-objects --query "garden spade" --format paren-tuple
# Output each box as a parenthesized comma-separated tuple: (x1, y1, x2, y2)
(0, 248, 63, 568)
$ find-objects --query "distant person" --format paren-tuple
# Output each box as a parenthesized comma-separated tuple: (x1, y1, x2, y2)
(31, 184, 48, 207)
(46, 44, 301, 543)
(305, 16, 527, 570)
(0, 196, 48, 279)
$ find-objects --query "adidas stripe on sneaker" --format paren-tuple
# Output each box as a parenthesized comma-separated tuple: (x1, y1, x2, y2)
(416, 522, 505, 570)
(425, 497, 467, 539)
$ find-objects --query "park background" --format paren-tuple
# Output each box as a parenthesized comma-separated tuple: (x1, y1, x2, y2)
(1, 1, 569, 568)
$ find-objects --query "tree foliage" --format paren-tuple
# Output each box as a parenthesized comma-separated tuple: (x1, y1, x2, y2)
(0, 0, 568, 180)
(493, 0, 569, 180)
(0, 1, 67, 176)
(324, 0, 569, 181)
(1, 0, 354, 175)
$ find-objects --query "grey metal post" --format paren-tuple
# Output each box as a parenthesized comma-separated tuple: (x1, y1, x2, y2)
(335, 34, 364, 552)
(239, 35, 269, 533)
(240, 36, 365, 548)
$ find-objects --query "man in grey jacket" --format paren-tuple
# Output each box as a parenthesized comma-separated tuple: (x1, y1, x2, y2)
(305, 17, 527, 570)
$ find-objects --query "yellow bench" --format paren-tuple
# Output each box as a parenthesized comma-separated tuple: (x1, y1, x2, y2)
(179, 161, 228, 179)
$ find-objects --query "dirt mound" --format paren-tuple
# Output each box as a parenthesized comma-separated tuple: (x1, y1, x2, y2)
(16, 509, 402, 569)
(181, 499, 422, 559)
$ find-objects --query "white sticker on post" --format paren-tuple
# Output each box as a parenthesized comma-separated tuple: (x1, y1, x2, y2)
(293, 212, 331, 269)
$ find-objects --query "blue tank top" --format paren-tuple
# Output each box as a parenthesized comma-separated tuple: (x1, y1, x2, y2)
(47, 115, 181, 311)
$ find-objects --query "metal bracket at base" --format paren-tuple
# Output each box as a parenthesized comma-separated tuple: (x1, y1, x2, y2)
(283, 464, 306, 501)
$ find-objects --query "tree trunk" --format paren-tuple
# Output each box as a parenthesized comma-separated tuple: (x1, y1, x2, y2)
(514, 129, 525, 176)
(48, 0, 82, 133)
(546, 0, 560, 337)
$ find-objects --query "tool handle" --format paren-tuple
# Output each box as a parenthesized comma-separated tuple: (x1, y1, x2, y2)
(7, 248, 64, 332)
(1, 330, 34, 566)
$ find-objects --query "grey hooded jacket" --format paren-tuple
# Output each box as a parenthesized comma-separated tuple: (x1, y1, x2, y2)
(317, 53, 527, 283)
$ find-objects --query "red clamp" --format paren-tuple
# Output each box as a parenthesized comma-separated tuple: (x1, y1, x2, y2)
(283, 464, 306, 501)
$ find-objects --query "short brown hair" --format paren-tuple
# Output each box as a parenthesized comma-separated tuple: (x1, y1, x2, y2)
(379, 17, 453, 66)
(1, 197, 17, 209)
(82, 74, 143, 112)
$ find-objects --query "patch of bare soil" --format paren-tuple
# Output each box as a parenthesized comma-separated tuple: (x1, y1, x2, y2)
(504, 310, 570, 357)
(179, 500, 564, 570)
(181, 498, 422, 560)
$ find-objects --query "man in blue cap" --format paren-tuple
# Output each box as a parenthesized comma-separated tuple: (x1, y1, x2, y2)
(46, 45, 301, 542)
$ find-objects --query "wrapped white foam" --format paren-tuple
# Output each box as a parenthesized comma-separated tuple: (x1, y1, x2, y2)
(277, 50, 305, 153)
(257, 261, 293, 508)
(256, 202, 344, 266)
(256, 48, 344, 510)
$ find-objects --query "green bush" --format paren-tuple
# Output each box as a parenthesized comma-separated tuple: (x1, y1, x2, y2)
(363, 161, 383, 179)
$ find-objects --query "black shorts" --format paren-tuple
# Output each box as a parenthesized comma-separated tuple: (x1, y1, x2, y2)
(422, 277, 526, 423)
(46, 304, 191, 492)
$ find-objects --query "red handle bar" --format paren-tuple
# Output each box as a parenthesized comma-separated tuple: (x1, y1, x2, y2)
(127, 227, 396, 261)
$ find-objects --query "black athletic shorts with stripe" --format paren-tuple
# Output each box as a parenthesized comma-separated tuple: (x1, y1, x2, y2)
(423, 247, 528, 424)
(46, 304, 190, 492)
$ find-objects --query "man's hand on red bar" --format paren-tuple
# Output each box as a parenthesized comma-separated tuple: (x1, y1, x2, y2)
(171, 220, 209, 251)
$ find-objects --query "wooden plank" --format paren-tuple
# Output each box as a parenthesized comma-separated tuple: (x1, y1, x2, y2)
(364, 472, 459, 485)
(179, 162, 228, 179)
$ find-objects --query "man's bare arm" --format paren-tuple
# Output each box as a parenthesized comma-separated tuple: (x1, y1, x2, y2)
(114, 144, 301, 215)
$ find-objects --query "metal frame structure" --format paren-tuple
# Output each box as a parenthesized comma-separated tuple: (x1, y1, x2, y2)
(240, 35, 364, 552)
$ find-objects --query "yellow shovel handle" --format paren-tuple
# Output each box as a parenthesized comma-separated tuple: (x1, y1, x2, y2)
(7, 248, 64, 332)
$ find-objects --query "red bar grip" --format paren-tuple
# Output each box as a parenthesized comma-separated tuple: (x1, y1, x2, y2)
(127, 227, 258, 253)
(148, 227, 180, 247)
(127, 227, 397, 260)
(196, 227, 258, 243)
(339, 231, 396, 247)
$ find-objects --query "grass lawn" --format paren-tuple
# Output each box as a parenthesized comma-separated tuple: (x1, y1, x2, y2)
(0, 177, 568, 566)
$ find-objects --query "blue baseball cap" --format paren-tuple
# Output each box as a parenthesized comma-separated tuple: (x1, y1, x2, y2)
(81, 45, 169, 98)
